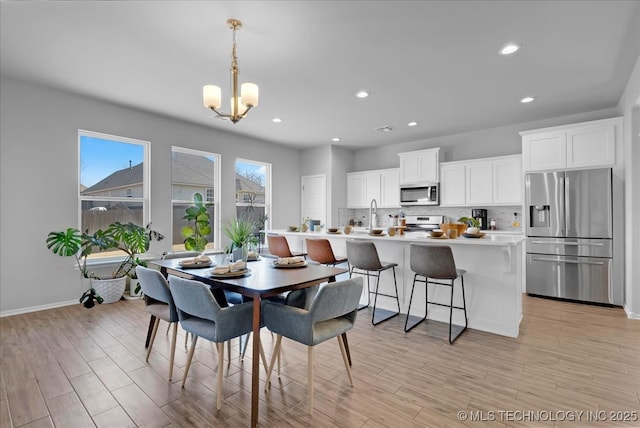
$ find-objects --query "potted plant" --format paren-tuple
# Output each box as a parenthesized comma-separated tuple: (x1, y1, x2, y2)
(458, 216, 481, 228)
(46, 222, 164, 307)
(181, 192, 213, 252)
(222, 216, 258, 262)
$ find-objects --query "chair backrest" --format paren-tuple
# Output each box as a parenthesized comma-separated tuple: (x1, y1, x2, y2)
(168, 276, 222, 322)
(162, 251, 201, 260)
(308, 277, 364, 323)
(136, 266, 178, 320)
(268, 234, 293, 258)
(305, 238, 337, 265)
(346, 240, 383, 271)
(410, 244, 458, 279)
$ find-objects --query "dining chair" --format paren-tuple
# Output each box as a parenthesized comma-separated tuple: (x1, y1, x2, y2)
(404, 244, 468, 344)
(262, 277, 363, 415)
(135, 266, 180, 381)
(169, 276, 268, 410)
(346, 240, 400, 325)
(267, 234, 307, 258)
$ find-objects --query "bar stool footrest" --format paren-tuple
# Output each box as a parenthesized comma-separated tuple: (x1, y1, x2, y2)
(372, 308, 399, 325)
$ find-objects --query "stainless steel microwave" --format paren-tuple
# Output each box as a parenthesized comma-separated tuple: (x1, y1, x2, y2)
(400, 183, 439, 206)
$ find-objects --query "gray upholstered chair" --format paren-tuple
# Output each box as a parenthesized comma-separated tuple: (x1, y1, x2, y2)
(169, 276, 267, 410)
(346, 240, 400, 325)
(404, 244, 468, 344)
(262, 277, 363, 415)
(135, 266, 180, 381)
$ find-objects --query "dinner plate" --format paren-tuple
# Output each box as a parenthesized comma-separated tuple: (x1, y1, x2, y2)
(271, 261, 308, 268)
(429, 235, 449, 239)
(368, 232, 386, 236)
(179, 261, 212, 269)
(327, 231, 342, 234)
(462, 232, 486, 238)
(209, 268, 251, 278)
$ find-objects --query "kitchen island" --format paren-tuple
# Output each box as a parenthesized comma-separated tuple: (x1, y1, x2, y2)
(269, 229, 525, 338)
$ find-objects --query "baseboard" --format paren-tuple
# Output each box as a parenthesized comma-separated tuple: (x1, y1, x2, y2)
(1, 299, 79, 318)
(623, 304, 640, 320)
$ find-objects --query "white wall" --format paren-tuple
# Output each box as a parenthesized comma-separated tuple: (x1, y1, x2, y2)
(0, 76, 303, 314)
(617, 55, 640, 318)
(353, 108, 619, 171)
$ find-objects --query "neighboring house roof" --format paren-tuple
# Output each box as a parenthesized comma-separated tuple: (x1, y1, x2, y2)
(171, 152, 216, 186)
(83, 162, 143, 194)
(236, 174, 264, 194)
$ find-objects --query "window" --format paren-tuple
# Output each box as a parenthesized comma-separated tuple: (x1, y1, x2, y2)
(171, 147, 220, 252)
(79, 130, 149, 257)
(235, 159, 271, 244)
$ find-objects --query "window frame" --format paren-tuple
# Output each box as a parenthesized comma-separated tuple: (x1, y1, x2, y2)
(171, 146, 221, 252)
(78, 129, 150, 262)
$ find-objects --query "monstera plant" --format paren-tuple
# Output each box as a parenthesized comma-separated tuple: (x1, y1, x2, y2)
(181, 193, 213, 252)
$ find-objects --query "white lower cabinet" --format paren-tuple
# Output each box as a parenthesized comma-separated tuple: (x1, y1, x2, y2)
(347, 168, 399, 208)
(440, 155, 522, 207)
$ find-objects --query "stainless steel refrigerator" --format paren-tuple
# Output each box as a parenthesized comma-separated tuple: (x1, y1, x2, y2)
(525, 168, 619, 305)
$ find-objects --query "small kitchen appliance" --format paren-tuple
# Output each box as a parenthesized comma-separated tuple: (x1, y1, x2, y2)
(471, 208, 488, 230)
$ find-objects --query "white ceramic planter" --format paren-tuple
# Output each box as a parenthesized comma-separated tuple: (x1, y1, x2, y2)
(85, 277, 126, 304)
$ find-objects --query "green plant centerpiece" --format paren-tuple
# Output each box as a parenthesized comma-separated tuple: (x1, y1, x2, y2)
(181, 192, 213, 252)
(458, 216, 481, 228)
(222, 216, 258, 262)
(46, 222, 164, 307)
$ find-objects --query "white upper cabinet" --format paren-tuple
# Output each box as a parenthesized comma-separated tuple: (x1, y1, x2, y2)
(440, 163, 466, 206)
(347, 168, 399, 208)
(493, 155, 522, 205)
(440, 155, 522, 207)
(465, 160, 493, 205)
(398, 148, 439, 185)
(521, 117, 621, 172)
(380, 169, 400, 208)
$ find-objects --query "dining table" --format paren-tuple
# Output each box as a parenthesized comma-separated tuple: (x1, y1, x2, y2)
(151, 256, 348, 427)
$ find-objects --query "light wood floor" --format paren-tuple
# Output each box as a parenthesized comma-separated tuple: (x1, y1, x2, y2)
(1, 295, 638, 427)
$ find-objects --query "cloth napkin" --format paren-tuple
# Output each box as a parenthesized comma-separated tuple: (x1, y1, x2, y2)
(181, 256, 211, 266)
(213, 261, 246, 274)
(274, 256, 304, 265)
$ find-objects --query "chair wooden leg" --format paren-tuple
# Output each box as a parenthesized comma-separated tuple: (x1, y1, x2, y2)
(184, 331, 189, 349)
(241, 331, 251, 360)
(337, 335, 354, 386)
(308, 345, 314, 415)
(168, 322, 178, 381)
(146, 317, 160, 361)
(217, 342, 224, 410)
(258, 339, 269, 373)
(265, 335, 283, 389)
(182, 335, 198, 388)
(227, 340, 231, 364)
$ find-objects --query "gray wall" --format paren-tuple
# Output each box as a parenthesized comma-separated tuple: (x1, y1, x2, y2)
(0, 76, 303, 314)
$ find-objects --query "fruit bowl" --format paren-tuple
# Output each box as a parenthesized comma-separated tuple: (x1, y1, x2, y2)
(439, 223, 467, 237)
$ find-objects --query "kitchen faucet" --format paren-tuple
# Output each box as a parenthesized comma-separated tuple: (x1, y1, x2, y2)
(369, 198, 378, 230)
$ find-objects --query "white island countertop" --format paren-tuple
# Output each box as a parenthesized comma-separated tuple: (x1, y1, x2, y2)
(269, 229, 525, 246)
(269, 228, 525, 338)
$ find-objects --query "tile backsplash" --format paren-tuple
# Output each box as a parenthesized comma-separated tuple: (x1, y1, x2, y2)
(338, 206, 522, 232)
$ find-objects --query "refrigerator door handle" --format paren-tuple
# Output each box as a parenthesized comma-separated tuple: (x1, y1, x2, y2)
(530, 256, 605, 266)
(564, 175, 571, 234)
(530, 240, 604, 247)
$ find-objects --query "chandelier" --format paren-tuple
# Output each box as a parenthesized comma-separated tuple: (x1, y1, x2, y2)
(203, 19, 258, 123)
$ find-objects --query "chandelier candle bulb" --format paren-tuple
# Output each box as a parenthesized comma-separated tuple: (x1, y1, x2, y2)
(241, 83, 259, 107)
(203, 85, 222, 109)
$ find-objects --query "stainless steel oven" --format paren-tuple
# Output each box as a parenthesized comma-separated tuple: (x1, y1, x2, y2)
(400, 183, 439, 206)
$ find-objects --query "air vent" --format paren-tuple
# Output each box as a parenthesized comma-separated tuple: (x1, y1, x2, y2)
(375, 126, 395, 132)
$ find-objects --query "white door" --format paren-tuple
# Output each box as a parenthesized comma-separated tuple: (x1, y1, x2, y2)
(301, 174, 326, 227)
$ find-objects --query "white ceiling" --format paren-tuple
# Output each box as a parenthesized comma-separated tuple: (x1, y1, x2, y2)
(2, 1, 639, 149)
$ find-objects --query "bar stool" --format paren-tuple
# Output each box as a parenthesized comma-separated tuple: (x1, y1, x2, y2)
(346, 240, 400, 325)
(267, 234, 307, 258)
(404, 244, 468, 344)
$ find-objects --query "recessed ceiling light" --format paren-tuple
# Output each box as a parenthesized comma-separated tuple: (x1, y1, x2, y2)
(332, 137, 341, 142)
(272, 118, 282, 123)
(499, 43, 521, 55)
(520, 96, 535, 103)
(407, 121, 418, 127)
(356, 90, 369, 98)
